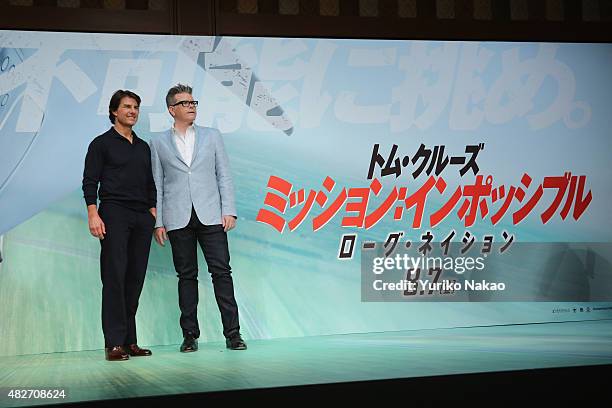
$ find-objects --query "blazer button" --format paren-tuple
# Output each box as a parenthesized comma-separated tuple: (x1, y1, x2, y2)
(188, 171, 191, 174)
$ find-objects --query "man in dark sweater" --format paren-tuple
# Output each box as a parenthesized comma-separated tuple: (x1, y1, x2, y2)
(82, 90, 156, 361)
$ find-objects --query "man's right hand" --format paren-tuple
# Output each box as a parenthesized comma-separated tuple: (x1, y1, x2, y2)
(88, 212, 106, 239)
(154, 227, 168, 246)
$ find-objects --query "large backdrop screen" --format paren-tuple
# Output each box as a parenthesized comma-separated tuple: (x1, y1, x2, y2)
(1, 30, 611, 356)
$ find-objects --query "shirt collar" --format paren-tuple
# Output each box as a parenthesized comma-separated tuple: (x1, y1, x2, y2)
(110, 126, 140, 143)
(172, 124, 195, 137)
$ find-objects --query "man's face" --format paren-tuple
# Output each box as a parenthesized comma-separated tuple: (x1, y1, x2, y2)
(169, 92, 197, 123)
(112, 96, 139, 127)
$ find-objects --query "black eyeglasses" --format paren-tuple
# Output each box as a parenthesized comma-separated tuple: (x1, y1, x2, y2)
(171, 100, 199, 108)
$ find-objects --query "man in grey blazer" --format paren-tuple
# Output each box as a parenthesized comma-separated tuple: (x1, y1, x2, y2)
(150, 84, 246, 352)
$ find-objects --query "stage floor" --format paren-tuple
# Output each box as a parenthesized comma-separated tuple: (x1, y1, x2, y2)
(1, 319, 611, 407)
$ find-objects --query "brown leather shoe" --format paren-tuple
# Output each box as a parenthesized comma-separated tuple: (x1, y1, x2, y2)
(105, 346, 129, 361)
(126, 344, 152, 357)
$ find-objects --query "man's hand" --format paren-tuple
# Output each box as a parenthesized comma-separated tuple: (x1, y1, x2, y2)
(87, 205, 106, 239)
(222, 215, 236, 232)
(149, 207, 157, 219)
(154, 227, 168, 246)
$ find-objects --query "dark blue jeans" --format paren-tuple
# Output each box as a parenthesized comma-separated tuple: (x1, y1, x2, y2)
(167, 207, 240, 339)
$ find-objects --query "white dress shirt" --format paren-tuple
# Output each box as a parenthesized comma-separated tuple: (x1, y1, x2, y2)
(172, 125, 195, 166)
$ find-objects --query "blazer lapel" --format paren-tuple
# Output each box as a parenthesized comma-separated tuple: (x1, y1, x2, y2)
(166, 129, 189, 167)
(190, 126, 204, 165)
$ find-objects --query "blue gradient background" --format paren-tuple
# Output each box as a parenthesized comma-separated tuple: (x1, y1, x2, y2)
(0, 31, 611, 356)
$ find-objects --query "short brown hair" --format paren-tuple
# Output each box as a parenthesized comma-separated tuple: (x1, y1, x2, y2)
(108, 90, 141, 124)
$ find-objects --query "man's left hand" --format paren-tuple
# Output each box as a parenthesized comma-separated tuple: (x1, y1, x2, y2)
(222, 215, 236, 232)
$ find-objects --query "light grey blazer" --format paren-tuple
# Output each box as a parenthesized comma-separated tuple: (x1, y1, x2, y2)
(150, 126, 236, 232)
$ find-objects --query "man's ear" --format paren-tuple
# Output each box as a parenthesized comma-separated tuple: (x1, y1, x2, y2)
(168, 107, 175, 118)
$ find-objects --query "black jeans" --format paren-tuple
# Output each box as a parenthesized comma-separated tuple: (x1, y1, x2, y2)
(98, 202, 154, 347)
(167, 207, 240, 339)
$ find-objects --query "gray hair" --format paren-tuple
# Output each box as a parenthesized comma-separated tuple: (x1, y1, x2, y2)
(166, 83, 193, 107)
